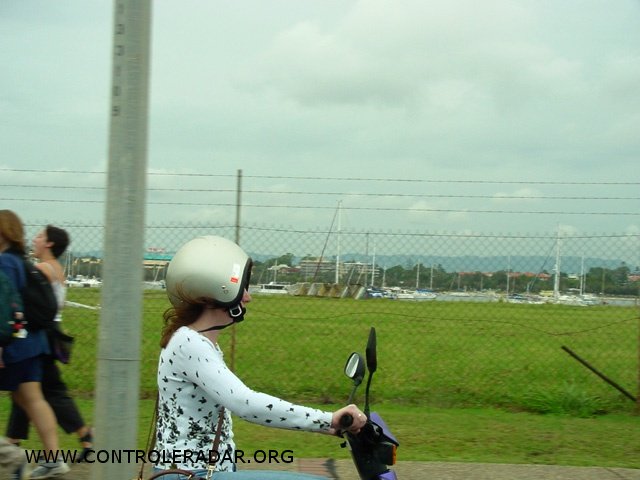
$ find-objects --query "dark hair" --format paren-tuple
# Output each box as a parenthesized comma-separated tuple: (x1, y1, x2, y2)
(46, 225, 70, 258)
(0, 210, 26, 254)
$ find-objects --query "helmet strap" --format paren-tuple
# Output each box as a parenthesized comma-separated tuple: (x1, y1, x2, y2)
(198, 322, 233, 333)
(197, 304, 246, 333)
(228, 304, 246, 321)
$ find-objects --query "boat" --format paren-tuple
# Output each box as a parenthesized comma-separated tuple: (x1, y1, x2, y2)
(395, 289, 415, 300)
(395, 289, 437, 301)
(548, 232, 598, 306)
(251, 282, 291, 295)
(413, 289, 437, 300)
(394, 261, 439, 300)
(507, 293, 545, 304)
(66, 276, 102, 288)
(554, 293, 599, 306)
(579, 294, 600, 305)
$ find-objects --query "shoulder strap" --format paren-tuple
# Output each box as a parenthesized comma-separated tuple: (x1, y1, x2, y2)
(137, 394, 159, 480)
(212, 408, 225, 455)
(206, 407, 226, 479)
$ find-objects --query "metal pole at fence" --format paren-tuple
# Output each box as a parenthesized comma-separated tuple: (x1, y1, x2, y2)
(235, 169, 242, 246)
(94, 1, 152, 479)
(230, 169, 243, 371)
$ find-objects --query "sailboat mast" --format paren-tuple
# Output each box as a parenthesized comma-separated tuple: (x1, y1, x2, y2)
(430, 263, 434, 290)
(506, 255, 511, 295)
(371, 240, 376, 287)
(553, 231, 562, 299)
(335, 201, 342, 284)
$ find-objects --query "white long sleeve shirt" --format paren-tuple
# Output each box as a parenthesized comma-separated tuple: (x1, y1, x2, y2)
(155, 326, 332, 471)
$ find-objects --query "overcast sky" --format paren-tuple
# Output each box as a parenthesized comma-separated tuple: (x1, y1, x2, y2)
(1, 0, 639, 237)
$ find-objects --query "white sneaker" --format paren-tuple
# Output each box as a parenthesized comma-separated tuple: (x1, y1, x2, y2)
(0, 437, 25, 471)
(29, 461, 70, 479)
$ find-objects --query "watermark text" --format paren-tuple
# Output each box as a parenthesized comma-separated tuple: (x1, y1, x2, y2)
(25, 448, 295, 465)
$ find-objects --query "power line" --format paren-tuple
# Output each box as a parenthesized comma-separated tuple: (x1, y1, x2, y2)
(1, 198, 638, 216)
(246, 175, 640, 186)
(1, 168, 638, 186)
(241, 225, 640, 240)
(216, 204, 640, 216)
(2, 185, 639, 201)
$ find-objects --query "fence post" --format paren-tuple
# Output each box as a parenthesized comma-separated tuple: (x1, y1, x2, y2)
(230, 169, 243, 371)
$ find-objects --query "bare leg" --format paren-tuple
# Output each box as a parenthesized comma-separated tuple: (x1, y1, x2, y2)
(12, 382, 59, 452)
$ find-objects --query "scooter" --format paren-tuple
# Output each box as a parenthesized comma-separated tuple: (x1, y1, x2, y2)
(339, 327, 400, 480)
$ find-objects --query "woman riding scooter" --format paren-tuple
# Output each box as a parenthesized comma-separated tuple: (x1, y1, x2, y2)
(153, 235, 366, 479)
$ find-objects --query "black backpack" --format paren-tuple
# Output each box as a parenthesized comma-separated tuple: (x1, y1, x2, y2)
(21, 259, 58, 332)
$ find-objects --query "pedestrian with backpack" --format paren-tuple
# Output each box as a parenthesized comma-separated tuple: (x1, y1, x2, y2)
(0, 210, 70, 479)
(6, 225, 93, 464)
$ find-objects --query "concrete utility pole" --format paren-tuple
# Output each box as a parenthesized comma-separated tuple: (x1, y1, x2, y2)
(94, 1, 152, 479)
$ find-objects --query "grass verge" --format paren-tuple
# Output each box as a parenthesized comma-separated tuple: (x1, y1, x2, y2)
(1, 398, 638, 469)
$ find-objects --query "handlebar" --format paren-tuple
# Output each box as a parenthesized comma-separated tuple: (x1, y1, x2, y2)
(339, 413, 353, 429)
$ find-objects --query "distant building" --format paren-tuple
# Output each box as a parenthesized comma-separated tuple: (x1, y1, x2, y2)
(143, 251, 173, 280)
(298, 257, 336, 277)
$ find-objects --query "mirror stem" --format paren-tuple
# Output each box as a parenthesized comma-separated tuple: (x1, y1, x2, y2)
(347, 383, 360, 404)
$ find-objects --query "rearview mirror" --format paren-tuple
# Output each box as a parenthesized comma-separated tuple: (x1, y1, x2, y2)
(344, 352, 365, 386)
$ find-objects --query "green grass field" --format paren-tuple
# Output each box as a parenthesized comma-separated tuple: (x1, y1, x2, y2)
(57, 291, 639, 412)
(1, 291, 639, 467)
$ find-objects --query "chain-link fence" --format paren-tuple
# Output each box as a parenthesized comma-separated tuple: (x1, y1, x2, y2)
(21, 221, 640, 415)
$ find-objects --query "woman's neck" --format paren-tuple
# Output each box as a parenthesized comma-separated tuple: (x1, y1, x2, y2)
(188, 307, 231, 344)
(37, 251, 56, 263)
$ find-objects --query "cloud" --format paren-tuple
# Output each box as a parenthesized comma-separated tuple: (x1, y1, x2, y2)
(1, 0, 639, 235)
(491, 188, 541, 204)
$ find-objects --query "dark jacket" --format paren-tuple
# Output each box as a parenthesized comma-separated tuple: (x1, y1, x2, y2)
(0, 251, 49, 364)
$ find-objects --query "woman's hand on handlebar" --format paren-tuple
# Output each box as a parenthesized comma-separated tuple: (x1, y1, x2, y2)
(329, 404, 367, 435)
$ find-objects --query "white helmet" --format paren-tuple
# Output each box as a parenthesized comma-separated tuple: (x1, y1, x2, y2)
(166, 236, 252, 322)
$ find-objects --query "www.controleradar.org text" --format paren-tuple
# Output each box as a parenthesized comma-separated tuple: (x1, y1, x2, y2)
(25, 448, 295, 465)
